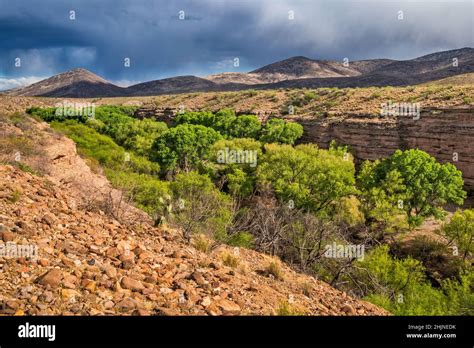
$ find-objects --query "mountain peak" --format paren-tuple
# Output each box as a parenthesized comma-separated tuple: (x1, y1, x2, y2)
(285, 55, 314, 61)
(53, 68, 108, 83)
(250, 55, 359, 80)
(6, 67, 124, 98)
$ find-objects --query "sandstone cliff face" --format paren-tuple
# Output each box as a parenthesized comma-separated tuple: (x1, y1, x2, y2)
(293, 107, 474, 192)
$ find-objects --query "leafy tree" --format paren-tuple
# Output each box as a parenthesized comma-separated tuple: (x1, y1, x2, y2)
(259, 118, 303, 145)
(51, 121, 160, 175)
(120, 119, 168, 156)
(442, 209, 473, 260)
(208, 138, 262, 197)
(28, 106, 91, 123)
(173, 111, 215, 128)
(174, 110, 261, 139)
(213, 108, 237, 136)
(173, 109, 302, 142)
(151, 124, 222, 174)
(169, 171, 232, 241)
(92, 108, 168, 155)
(357, 160, 409, 238)
(257, 143, 355, 215)
(358, 149, 466, 227)
(228, 115, 261, 139)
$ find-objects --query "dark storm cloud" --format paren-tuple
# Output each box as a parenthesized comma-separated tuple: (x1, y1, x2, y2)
(0, 0, 472, 88)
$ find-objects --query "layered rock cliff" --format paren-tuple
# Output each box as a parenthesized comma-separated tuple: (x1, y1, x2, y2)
(292, 107, 474, 192)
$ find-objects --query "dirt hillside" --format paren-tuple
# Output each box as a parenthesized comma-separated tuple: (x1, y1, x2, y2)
(0, 113, 388, 316)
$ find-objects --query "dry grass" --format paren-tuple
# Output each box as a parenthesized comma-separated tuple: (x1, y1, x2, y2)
(8, 188, 22, 204)
(221, 252, 239, 268)
(275, 301, 303, 316)
(1, 84, 473, 120)
(193, 234, 211, 254)
(266, 260, 285, 281)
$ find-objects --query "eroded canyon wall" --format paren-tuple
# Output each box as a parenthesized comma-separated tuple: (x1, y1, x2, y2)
(133, 104, 473, 191)
(294, 107, 474, 191)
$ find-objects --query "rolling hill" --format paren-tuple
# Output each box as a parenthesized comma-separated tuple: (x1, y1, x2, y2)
(4, 47, 473, 97)
(6, 68, 127, 98)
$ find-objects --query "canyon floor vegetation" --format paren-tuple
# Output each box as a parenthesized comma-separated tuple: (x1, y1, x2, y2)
(25, 105, 473, 315)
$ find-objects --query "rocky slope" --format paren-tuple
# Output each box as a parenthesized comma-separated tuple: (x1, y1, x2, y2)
(426, 73, 474, 86)
(0, 113, 387, 316)
(126, 76, 222, 96)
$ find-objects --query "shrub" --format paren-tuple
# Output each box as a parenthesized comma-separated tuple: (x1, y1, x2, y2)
(275, 301, 302, 315)
(8, 189, 22, 203)
(169, 171, 232, 241)
(354, 245, 473, 315)
(106, 170, 170, 222)
(300, 282, 312, 297)
(221, 252, 239, 268)
(304, 91, 317, 102)
(193, 234, 212, 253)
(441, 209, 473, 260)
(266, 260, 284, 280)
(227, 232, 254, 248)
(393, 235, 464, 281)
(333, 196, 365, 227)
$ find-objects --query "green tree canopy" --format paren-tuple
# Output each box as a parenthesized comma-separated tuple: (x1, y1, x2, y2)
(259, 118, 304, 145)
(208, 138, 263, 197)
(228, 114, 262, 139)
(358, 149, 466, 226)
(173, 111, 215, 128)
(257, 143, 355, 215)
(151, 124, 222, 174)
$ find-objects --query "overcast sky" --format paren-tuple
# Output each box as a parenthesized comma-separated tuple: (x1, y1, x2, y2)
(0, 0, 472, 90)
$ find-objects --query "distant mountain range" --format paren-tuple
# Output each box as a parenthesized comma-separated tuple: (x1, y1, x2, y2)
(5, 47, 474, 98)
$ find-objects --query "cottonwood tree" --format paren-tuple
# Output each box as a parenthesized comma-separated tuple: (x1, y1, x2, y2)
(358, 149, 466, 227)
(259, 118, 303, 145)
(257, 143, 355, 215)
(151, 124, 222, 174)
